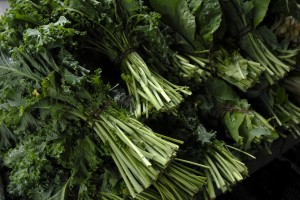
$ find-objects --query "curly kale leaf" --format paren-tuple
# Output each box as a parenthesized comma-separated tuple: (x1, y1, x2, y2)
(4, 122, 105, 199)
(0, 16, 19, 52)
(5, 1, 52, 35)
(23, 16, 76, 53)
(177, 103, 215, 145)
(4, 135, 55, 198)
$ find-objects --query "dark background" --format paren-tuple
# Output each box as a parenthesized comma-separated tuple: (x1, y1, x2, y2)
(218, 141, 300, 200)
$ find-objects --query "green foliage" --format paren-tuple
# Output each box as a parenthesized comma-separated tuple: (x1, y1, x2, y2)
(0, 123, 16, 150)
(149, 0, 197, 43)
(149, 0, 222, 48)
(0, 0, 299, 199)
(23, 16, 76, 53)
(195, 0, 222, 45)
(252, 0, 270, 28)
(198, 78, 278, 150)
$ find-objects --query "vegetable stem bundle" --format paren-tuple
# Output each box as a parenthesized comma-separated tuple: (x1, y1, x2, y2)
(221, 0, 298, 85)
(71, 1, 191, 118)
(0, 45, 182, 198)
(203, 140, 249, 199)
(211, 49, 265, 92)
(122, 50, 191, 117)
(260, 87, 300, 138)
(171, 53, 211, 83)
(70, 108, 180, 197)
(1, 0, 300, 199)
(137, 161, 207, 200)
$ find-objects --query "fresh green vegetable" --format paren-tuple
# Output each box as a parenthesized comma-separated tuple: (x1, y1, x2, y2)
(0, 2, 207, 198)
(198, 78, 278, 150)
(209, 48, 265, 92)
(1, 0, 300, 199)
(138, 161, 207, 200)
(62, 0, 191, 118)
(259, 86, 300, 138)
(148, 0, 222, 49)
(0, 46, 186, 198)
(145, 99, 252, 200)
(221, 0, 299, 85)
(283, 72, 300, 104)
(203, 140, 250, 199)
(142, 0, 266, 92)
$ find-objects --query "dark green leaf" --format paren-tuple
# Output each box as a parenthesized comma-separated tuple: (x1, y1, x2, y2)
(224, 111, 245, 145)
(149, 0, 196, 42)
(205, 78, 238, 101)
(257, 26, 281, 50)
(100, 167, 121, 192)
(275, 87, 287, 105)
(242, 1, 254, 15)
(187, 0, 202, 14)
(196, 0, 222, 45)
(48, 179, 70, 200)
(253, 0, 270, 28)
(0, 123, 16, 150)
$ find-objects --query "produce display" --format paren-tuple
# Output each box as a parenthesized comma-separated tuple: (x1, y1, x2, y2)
(0, 0, 300, 199)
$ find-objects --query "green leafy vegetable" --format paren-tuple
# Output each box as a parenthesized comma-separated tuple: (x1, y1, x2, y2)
(253, 0, 270, 28)
(149, 0, 196, 43)
(0, 0, 299, 199)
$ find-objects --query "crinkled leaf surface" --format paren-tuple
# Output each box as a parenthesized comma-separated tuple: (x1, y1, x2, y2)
(149, 0, 196, 42)
(195, 0, 222, 46)
(205, 78, 238, 101)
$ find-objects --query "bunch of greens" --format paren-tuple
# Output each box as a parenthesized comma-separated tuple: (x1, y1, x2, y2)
(2, 0, 300, 199)
(117, 0, 213, 87)
(178, 103, 252, 200)
(282, 72, 300, 104)
(0, 45, 121, 199)
(209, 48, 265, 92)
(269, 0, 300, 45)
(141, 0, 266, 92)
(221, 0, 299, 85)
(168, 47, 266, 92)
(203, 140, 251, 199)
(134, 161, 207, 200)
(145, 0, 220, 86)
(197, 78, 278, 151)
(169, 53, 211, 84)
(259, 86, 300, 138)
(0, 1, 209, 198)
(145, 100, 252, 200)
(0, 28, 202, 199)
(61, 0, 191, 118)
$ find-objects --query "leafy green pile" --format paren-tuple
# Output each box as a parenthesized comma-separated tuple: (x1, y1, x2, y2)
(196, 78, 278, 151)
(256, 86, 300, 138)
(221, 0, 299, 85)
(0, 0, 300, 199)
